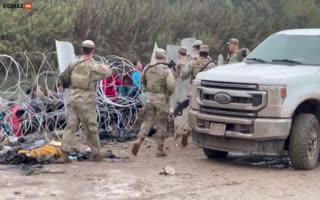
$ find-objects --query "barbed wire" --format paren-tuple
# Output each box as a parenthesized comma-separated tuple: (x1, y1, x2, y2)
(0, 52, 142, 143)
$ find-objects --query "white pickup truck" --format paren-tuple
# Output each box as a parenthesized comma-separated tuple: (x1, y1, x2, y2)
(189, 29, 320, 170)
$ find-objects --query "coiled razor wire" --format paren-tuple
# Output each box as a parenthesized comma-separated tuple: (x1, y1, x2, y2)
(0, 52, 143, 143)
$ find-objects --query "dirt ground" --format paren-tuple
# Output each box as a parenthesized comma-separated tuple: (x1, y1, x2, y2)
(1, 137, 320, 200)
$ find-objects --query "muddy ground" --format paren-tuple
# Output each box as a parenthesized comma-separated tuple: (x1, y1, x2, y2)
(0, 137, 320, 200)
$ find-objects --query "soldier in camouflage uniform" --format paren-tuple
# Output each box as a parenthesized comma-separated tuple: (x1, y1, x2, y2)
(226, 38, 240, 64)
(59, 40, 112, 163)
(179, 45, 216, 146)
(190, 40, 203, 61)
(132, 48, 175, 157)
(173, 46, 188, 144)
(174, 46, 188, 78)
(181, 45, 216, 81)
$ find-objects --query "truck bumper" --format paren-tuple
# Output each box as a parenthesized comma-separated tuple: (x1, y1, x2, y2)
(189, 109, 292, 155)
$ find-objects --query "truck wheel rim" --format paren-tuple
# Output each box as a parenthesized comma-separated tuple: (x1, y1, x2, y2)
(308, 127, 318, 160)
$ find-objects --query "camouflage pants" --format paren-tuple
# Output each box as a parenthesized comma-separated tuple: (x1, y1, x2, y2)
(175, 107, 191, 137)
(139, 94, 170, 145)
(61, 101, 100, 155)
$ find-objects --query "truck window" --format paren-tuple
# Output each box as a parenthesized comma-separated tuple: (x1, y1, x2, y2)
(247, 34, 320, 65)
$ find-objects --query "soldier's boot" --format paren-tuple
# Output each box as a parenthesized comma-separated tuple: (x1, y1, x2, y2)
(156, 144, 167, 157)
(181, 134, 189, 147)
(56, 150, 71, 164)
(132, 137, 144, 156)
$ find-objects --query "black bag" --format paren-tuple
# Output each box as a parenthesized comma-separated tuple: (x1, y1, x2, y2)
(59, 72, 71, 89)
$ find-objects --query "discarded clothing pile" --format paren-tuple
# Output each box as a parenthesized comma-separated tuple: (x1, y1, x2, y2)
(18, 144, 61, 159)
(0, 139, 62, 165)
(0, 135, 127, 165)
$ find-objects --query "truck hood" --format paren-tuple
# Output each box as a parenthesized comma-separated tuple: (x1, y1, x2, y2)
(196, 62, 320, 85)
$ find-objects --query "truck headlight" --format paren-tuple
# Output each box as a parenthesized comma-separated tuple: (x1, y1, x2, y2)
(260, 85, 287, 105)
(191, 79, 201, 110)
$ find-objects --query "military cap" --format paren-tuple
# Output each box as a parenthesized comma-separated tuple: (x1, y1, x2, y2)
(193, 40, 203, 47)
(227, 38, 239, 46)
(82, 40, 95, 48)
(178, 46, 187, 55)
(155, 48, 167, 60)
(200, 45, 209, 53)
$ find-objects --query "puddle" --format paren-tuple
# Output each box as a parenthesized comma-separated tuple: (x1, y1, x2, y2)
(226, 153, 292, 169)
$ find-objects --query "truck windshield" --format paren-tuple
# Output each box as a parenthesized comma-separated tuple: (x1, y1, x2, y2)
(246, 34, 320, 65)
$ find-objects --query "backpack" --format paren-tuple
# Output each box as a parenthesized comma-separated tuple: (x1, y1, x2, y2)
(59, 59, 86, 89)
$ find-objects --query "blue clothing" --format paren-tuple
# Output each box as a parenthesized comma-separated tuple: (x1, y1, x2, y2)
(117, 86, 140, 98)
(132, 71, 141, 87)
(0, 121, 12, 136)
(117, 86, 131, 97)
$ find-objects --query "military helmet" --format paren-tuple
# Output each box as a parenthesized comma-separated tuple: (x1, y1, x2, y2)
(82, 40, 95, 48)
(178, 46, 187, 55)
(227, 38, 239, 46)
(155, 48, 167, 60)
(193, 40, 203, 47)
(200, 45, 209, 53)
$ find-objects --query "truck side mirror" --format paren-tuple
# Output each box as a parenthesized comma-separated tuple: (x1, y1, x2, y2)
(237, 48, 250, 62)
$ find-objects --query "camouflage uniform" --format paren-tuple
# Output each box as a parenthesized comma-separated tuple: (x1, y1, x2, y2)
(189, 40, 203, 61)
(132, 48, 175, 157)
(61, 40, 112, 161)
(175, 63, 185, 78)
(227, 52, 238, 64)
(226, 38, 240, 64)
(174, 47, 188, 78)
(189, 54, 199, 61)
(179, 45, 216, 146)
(180, 45, 216, 82)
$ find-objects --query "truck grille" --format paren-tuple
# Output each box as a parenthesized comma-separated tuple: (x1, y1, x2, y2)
(201, 81, 258, 91)
(202, 93, 262, 106)
(200, 106, 257, 118)
(197, 81, 267, 117)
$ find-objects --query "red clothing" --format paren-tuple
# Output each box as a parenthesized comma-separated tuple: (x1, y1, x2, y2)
(113, 75, 132, 86)
(114, 76, 123, 85)
(102, 76, 119, 101)
(102, 79, 117, 97)
(11, 105, 23, 137)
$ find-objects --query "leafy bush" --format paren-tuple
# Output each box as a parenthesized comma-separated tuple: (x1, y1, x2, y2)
(1, 0, 320, 65)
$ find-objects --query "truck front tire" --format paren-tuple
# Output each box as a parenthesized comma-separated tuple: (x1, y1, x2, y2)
(203, 148, 228, 159)
(289, 114, 320, 170)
